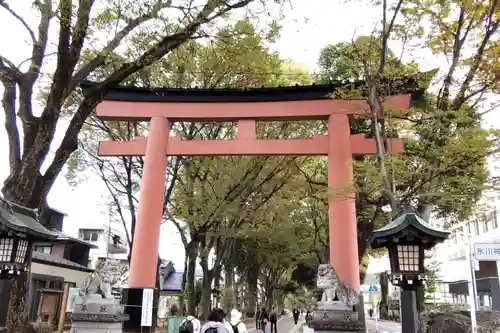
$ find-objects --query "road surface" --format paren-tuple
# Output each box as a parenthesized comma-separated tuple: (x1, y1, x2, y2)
(249, 317, 301, 333)
(365, 318, 401, 333)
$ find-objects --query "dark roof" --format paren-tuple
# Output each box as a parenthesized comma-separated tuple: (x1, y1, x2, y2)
(162, 271, 184, 292)
(51, 230, 98, 248)
(45, 206, 68, 216)
(32, 251, 93, 272)
(0, 198, 57, 240)
(370, 209, 449, 249)
(161, 271, 203, 292)
(80, 71, 434, 103)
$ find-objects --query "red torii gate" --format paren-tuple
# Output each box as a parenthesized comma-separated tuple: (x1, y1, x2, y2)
(90, 83, 408, 330)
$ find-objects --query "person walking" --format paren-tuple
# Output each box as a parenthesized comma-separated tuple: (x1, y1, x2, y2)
(292, 308, 300, 325)
(305, 310, 312, 324)
(259, 307, 269, 332)
(200, 308, 234, 333)
(230, 309, 248, 333)
(269, 307, 278, 333)
(255, 308, 262, 330)
(179, 313, 201, 333)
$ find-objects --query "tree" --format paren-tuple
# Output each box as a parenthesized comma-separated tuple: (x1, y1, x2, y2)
(0, 1, 283, 330)
(326, 0, 500, 317)
(68, 17, 313, 319)
(0, 0, 278, 209)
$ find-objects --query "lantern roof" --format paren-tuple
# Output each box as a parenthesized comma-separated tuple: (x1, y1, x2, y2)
(370, 208, 449, 250)
(0, 197, 57, 240)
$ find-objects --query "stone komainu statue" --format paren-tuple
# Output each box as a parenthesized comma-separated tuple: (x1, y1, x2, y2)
(316, 264, 359, 309)
(79, 258, 122, 299)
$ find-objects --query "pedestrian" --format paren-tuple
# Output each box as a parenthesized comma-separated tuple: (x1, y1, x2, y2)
(368, 308, 373, 318)
(259, 307, 269, 332)
(200, 308, 234, 333)
(269, 307, 278, 333)
(305, 310, 312, 324)
(230, 309, 248, 333)
(256, 308, 262, 330)
(179, 313, 201, 333)
(292, 308, 299, 325)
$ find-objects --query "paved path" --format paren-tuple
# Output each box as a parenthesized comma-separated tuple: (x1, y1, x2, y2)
(248, 317, 301, 333)
(365, 318, 401, 333)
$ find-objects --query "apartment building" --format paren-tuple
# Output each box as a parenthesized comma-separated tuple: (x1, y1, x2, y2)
(77, 226, 129, 269)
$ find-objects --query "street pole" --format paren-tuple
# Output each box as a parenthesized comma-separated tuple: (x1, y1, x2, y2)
(468, 233, 478, 333)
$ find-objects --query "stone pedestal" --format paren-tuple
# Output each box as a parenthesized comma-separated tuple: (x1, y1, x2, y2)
(70, 294, 129, 333)
(308, 305, 364, 333)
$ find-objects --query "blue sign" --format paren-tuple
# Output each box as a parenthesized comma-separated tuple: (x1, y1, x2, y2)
(368, 284, 378, 292)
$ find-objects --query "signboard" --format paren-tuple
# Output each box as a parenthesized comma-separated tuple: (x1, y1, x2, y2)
(66, 288, 81, 312)
(473, 243, 500, 261)
(141, 288, 154, 327)
(368, 285, 378, 292)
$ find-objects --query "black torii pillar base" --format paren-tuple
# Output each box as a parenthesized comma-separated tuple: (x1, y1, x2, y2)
(122, 288, 160, 332)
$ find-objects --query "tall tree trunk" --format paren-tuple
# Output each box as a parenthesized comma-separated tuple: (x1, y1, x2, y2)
(179, 255, 188, 314)
(246, 266, 259, 317)
(379, 271, 389, 320)
(186, 242, 199, 315)
(199, 257, 214, 320)
(6, 271, 30, 333)
(223, 262, 235, 310)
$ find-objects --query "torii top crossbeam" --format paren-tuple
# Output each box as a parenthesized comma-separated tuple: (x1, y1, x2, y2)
(84, 80, 424, 158)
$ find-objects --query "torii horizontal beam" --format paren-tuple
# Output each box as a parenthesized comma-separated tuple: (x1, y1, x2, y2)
(96, 94, 411, 121)
(98, 133, 404, 156)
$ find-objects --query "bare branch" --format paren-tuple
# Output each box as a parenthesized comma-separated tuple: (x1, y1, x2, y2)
(0, 1, 36, 44)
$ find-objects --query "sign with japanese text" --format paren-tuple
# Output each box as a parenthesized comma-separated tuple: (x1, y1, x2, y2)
(141, 288, 154, 327)
(66, 288, 80, 312)
(473, 243, 500, 261)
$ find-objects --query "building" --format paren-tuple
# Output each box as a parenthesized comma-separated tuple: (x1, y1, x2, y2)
(77, 226, 129, 269)
(0, 202, 95, 330)
(435, 207, 500, 310)
(157, 260, 203, 320)
(30, 206, 96, 327)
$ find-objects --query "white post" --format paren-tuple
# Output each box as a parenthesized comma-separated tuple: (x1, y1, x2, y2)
(468, 233, 478, 333)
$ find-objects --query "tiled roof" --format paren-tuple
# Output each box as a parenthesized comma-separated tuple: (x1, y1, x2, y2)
(32, 251, 93, 272)
(0, 198, 57, 240)
(161, 270, 203, 292)
(162, 272, 183, 292)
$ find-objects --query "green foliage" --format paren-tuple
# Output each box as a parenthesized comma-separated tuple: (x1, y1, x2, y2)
(318, 36, 420, 82)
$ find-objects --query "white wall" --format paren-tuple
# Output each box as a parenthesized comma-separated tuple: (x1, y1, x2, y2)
(31, 262, 89, 286)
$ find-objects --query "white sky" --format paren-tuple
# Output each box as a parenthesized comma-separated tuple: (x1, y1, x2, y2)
(0, 0, 499, 271)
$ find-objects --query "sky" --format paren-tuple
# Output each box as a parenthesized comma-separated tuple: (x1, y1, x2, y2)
(0, 0, 499, 273)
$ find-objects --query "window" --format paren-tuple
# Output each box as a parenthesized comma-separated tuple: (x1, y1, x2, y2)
(112, 235, 122, 246)
(0, 238, 13, 262)
(467, 223, 471, 235)
(474, 221, 480, 235)
(80, 230, 99, 242)
(34, 245, 52, 255)
(460, 227, 465, 241)
(494, 211, 499, 229)
(483, 221, 489, 233)
(397, 245, 420, 272)
(14, 240, 28, 264)
(452, 232, 457, 244)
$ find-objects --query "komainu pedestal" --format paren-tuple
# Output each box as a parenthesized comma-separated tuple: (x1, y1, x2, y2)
(70, 259, 129, 332)
(70, 294, 129, 333)
(309, 264, 364, 333)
